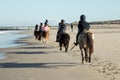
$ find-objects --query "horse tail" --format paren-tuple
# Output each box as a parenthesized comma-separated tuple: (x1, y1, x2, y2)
(86, 32, 94, 54)
(90, 42, 94, 54)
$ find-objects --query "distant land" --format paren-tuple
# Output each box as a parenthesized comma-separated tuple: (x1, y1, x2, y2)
(66, 19, 120, 29)
(0, 20, 120, 31)
(72, 20, 120, 25)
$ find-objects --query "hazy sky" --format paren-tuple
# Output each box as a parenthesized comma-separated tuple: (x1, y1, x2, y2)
(0, 0, 120, 26)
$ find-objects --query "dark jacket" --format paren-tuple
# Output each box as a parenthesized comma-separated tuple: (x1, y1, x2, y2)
(59, 24, 67, 32)
(78, 20, 90, 33)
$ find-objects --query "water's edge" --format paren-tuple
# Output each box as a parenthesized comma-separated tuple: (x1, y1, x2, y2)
(0, 31, 31, 60)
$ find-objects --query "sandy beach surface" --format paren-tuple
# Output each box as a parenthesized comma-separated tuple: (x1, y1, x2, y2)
(0, 25, 120, 80)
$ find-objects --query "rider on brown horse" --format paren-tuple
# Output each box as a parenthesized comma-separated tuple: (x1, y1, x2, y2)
(74, 15, 90, 46)
(56, 19, 67, 42)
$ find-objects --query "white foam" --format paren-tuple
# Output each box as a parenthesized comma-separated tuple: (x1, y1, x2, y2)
(0, 31, 11, 34)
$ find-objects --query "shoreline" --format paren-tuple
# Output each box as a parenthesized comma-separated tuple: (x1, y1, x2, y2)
(0, 28, 120, 80)
(0, 30, 32, 49)
(0, 30, 32, 60)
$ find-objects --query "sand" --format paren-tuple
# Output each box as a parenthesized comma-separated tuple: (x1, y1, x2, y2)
(0, 25, 120, 80)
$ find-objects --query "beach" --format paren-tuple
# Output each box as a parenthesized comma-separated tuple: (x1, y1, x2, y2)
(0, 25, 120, 80)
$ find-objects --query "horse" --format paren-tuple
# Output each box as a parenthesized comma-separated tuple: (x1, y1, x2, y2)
(59, 32, 70, 52)
(38, 30, 43, 41)
(42, 31, 49, 42)
(34, 24, 39, 40)
(38, 26, 50, 43)
(77, 31, 94, 63)
(34, 30, 39, 40)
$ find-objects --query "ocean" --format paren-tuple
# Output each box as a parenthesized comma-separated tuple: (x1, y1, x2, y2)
(0, 31, 31, 60)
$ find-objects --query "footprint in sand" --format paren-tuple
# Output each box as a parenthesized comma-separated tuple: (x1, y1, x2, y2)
(90, 61, 120, 80)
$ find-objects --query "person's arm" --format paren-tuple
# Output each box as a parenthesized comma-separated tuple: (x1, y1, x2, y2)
(63, 24, 67, 32)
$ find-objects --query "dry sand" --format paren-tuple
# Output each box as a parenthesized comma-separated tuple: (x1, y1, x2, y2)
(0, 26, 120, 80)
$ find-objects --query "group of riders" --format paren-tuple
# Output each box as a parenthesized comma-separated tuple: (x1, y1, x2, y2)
(55, 14, 92, 46)
(34, 15, 92, 46)
(34, 15, 93, 63)
(34, 20, 50, 41)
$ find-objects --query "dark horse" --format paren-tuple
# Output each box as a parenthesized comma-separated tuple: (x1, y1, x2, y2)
(59, 32, 70, 52)
(78, 31, 94, 63)
(34, 30, 39, 40)
(34, 24, 39, 40)
(38, 30, 43, 41)
(34, 30, 49, 43)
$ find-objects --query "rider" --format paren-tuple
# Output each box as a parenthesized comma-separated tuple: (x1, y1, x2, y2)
(45, 19, 48, 26)
(38, 23, 43, 40)
(39, 23, 43, 31)
(34, 24, 39, 36)
(56, 19, 67, 42)
(74, 15, 90, 46)
(71, 23, 74, 32)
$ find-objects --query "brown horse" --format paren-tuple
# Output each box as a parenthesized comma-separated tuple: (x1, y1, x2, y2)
(42, 31, 49, 42)
(34, 30, 49, 43)
(39, 26, 50, 43)
(78, 31, 94, 63)
(59, 32, 70, 52)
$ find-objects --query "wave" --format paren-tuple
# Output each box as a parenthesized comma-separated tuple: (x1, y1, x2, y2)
(0, 31, 12, 34)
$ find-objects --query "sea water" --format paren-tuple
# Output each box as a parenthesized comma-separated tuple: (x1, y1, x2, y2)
(0, 31, 31, 60)
(0, 31, 31, 48)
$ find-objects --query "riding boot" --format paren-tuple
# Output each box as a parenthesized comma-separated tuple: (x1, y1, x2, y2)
(74, 40, 78, 46)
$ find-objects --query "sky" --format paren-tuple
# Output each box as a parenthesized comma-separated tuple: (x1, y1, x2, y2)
(0, 0, 120, 26)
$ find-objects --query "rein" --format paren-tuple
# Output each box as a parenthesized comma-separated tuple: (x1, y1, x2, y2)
(70, 44, 76, 50)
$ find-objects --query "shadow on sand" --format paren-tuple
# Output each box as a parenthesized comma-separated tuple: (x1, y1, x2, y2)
(0, 62, 79, 68)
(22, 46, 57, 49)
(9, 51, 48, 54)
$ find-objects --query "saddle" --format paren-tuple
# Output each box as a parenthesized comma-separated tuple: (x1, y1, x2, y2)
(78, 30, 94, 43)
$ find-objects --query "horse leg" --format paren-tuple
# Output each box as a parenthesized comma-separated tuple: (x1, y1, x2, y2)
(88, 44, 94, 63)
(81, 49, 84, 63)
(38, 33, 42, 41)
(84, 48, 88, 62)
(65, 43, 68, 52)
(88, 50, 92, 63)
(59, 43, 62, 51)
(46, 32, 49, 41)
(45, 33, 47, 42)
(79, 46, 84, 63)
